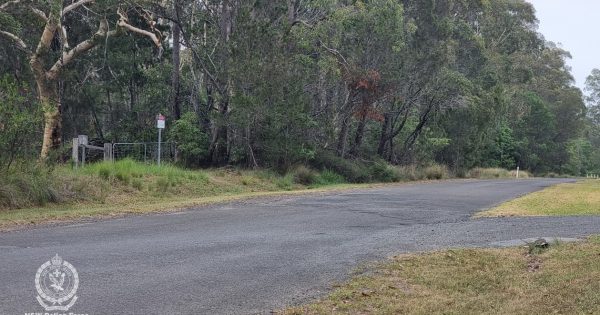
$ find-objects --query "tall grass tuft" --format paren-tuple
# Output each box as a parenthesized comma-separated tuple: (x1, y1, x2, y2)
(83, 159, 209, 184)
(0, 164, 59, 209)
(423, 164, 450, 180)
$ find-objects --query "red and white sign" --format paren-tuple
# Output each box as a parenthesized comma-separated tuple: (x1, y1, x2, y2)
(156, 114, 166, 129)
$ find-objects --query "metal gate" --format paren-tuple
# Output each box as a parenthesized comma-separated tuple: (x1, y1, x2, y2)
(112, 142, 177, 163)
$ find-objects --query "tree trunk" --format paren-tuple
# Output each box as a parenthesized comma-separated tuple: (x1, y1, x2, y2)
(38, 80, 61, 160)
(171, 20, 182, 120)
(349, 114, 367, 156)
(377, 114, 390, 157)
(336, 116, 350, 158)
(209, 0, 234, 165)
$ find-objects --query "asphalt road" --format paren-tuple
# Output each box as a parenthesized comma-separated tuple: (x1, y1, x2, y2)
(2, 178, 600, 315)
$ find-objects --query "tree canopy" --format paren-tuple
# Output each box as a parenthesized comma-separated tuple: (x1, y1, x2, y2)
(1, 0, 598, 175)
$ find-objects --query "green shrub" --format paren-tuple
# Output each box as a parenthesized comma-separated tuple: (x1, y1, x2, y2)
(314, 169, 346, 186)
(275, 173, 294, 190)
(293, 165, 318, 185)
(0, 76, 42, 169)
(313, 151, 371, 183)
(370, 160, 401, 183)
(0, 165, 59, 209)
(98, 167, 111, 180)
(115, 171, 130, 184)
(424, 164, 450, 180)
(168, 112, 210, 167)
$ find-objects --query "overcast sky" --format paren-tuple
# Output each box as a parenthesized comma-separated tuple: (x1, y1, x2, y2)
(527, 0, 600, 91)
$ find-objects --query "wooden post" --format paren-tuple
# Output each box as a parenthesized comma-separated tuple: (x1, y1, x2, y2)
(104, 143, 113, 162)
(72, 138, 79, 168)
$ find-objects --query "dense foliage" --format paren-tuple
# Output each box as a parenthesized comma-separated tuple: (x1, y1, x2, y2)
(1, 0, 599, 176)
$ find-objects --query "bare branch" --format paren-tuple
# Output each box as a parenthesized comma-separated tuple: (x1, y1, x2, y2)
(60, 25, 70, 49)
(30, 6, 48, 21)
(319, 40, 350, 75)
(46, 18, 110, 80)
(62, 0, 94, 15)
(0, 0, 21, 11)
(117, 8, 163, 54)
(0, 29, 30, 53)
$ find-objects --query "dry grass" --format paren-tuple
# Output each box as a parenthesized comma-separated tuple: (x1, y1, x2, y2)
(468, 167, 531, 179)
(0, 160, 391, 230)
(281, 236, 600, 315)
(478, 180, 600, 217)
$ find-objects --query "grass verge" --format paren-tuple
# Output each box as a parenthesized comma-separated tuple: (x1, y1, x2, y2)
(0, 159, 388, 230)
(477, 180, 600, 217)
(0, 159, 536, 230)
(281, 236, 600, 315)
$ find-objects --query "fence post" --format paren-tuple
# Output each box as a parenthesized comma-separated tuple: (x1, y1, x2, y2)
(72, 138, 79, 168)
(104, 143, 113, 162)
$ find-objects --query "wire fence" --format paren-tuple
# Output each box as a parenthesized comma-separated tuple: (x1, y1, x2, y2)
(112, 142, 177, 164)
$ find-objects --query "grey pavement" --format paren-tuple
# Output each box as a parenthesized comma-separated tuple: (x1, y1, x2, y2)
(1, 178, 599, 315)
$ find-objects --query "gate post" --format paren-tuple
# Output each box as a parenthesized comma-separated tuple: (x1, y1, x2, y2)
(104, 143, 113, 162)
(72, 138, 79, 168)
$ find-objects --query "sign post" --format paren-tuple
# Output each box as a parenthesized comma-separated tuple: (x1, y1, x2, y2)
(156, 114, 165, 166)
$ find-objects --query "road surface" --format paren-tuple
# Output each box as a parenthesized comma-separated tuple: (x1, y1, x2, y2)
(2, 179, 600, 314)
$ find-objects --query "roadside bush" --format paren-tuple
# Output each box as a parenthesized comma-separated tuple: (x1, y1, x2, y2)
(275, 173, 294, 190)
(370, 160, 401, 183)
(293, 165, 318, 185)
(168, 112, 210, 167)
(313, 151, 371, 183)
(509, 170, 531, 178)
(0, 76, 42, 170)
(314, 169, 346, 186)
(395, 165, 425, 181)
(424, 164, 450, 180)
(468, 167, 509, 179)
(0, 165, 58, 209)
(468, 167, 530, 179)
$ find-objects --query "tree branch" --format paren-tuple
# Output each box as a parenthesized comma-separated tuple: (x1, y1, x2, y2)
(60, 25, 70, 49)
(0, 30, 30, 53)
(62, 0, 94, 15)
(117, 8, 163, 55)
(30, 6, 48, 21)
(0, 0, 21, 11)
(46, 18, 110, 80)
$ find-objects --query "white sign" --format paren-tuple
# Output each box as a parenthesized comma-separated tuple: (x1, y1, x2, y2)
(35, 254, 79, 312)
(157, 114, 166, 129)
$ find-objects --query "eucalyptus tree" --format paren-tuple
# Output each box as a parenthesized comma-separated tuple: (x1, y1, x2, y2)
(0, 0, 163, 159)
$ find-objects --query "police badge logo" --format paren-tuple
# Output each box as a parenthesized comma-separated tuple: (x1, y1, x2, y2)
(35, 254, 79, 311)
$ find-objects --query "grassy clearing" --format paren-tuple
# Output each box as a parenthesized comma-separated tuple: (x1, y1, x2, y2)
(281, 236, 600, 315)
(478, 180, 600, 217)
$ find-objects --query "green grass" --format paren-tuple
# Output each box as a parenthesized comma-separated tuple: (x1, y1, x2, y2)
(281, 236, 600, 315)
(478, 180, 600, 217)
(0, 159, 388, 230)
(0, 159, 546, 229)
